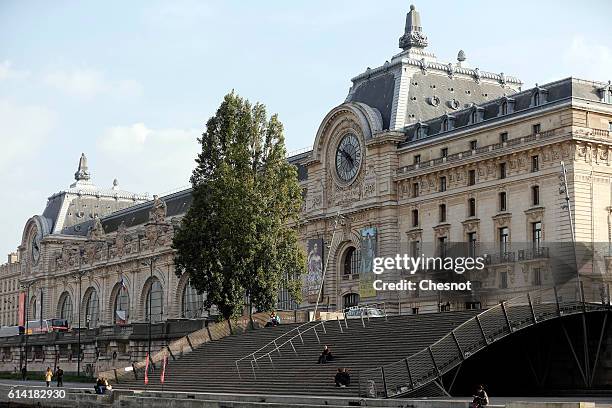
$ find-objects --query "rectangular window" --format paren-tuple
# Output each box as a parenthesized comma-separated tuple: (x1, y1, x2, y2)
(467, 232, 477, 258)
(438, 236, 447, 257)
(468, 198, 476, 217)
(441, 148, 448, 158)
(414, 154, 421, 165)
(500, 132, 508, 143)
(499, 192, 507, 211)
(499, 162, 507, 179)
(532, 185, 540, 206)
(609, 122, 612, 132)
(411, 209, 419, 227)
(532, 221, 542, 250)
(499, 226, 510, 255)
(413, 182, 419, 198)
(439, 204, 447, 223)
(410, 240, 421, 258)
(439, 176, 447, 192)
(470, 140, 478, 150)
(531, 155, 539, 172)
(500, 271, 508, 289)
(468, 169, 476, 186)
(532, 123, 541, 134)
(533, 268, 542, 286)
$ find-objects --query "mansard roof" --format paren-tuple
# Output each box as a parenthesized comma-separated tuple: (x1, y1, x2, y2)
(41, 154, 149, 236)
(61, 188, 193, 237)
(401, 77, 610, 144)
(344, 5, 522, 131)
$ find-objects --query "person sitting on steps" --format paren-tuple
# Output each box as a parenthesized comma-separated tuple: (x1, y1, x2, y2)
(317, 345, 333, 364)
(265, 311, 281, 327)
(334, 368, 350, 387)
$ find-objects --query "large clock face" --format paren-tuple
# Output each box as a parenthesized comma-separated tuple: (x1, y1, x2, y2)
(31, 228, 41, 266)
(335, 133, 362, 182)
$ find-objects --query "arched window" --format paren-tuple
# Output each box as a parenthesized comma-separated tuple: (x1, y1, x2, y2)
(145, 279, 163, 323)
(343, 293, 360, 309)
(182, 281, 204, 319)
(114, 288, 129, 324)
(343, 247, 360, 276)
(84, 289, 99, 328)
(59, 293, 73, 325)
(29, 296, 37, 322)
(501, 101, 508, 115)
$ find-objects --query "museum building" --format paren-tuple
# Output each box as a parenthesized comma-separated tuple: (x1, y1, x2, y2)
(0, 5, 611, 372)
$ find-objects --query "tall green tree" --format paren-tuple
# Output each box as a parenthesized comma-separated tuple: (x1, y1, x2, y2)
(172, 92, 305, 320)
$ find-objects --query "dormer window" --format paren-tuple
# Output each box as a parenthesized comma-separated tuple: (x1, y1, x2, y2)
(599, 82, 612, 104)
(441, 114, 455, 132)
(469, 106, 484, 125)
(499, 97, 515, 116)
(530, 86, 548, 107)
(415, 123, 429, 140)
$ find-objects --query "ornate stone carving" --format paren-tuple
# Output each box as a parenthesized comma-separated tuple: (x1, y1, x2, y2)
(88, 215, 105, 240)
(406, 228, 422, 242)
(362, 165, 377, 199)
(433, 224, 451, 238)
(462, 219, 480, 233)
(492, 213, 512, 227)
(115, 221, 127, 258)
(149, 195, 167, 224)
(525, 207, 544, 223)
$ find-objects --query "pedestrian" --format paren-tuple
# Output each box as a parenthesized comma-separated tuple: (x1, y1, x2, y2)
(44, 367, 53, 387)
(55, 366, 64, 387)
(21, 366, 27, 381)
(472, 384, 489, 407)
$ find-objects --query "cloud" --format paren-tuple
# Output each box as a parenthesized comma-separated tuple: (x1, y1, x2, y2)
(143, 1, 212, 29)
(563, 36, 612, 82)
(43, 67, 143, 98)
(96, 123, 201, 193)
(0, 60, 29, 81)
(0, 99, 56, 171)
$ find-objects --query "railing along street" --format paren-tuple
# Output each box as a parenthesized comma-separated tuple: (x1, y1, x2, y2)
(358, 279, 611, 398)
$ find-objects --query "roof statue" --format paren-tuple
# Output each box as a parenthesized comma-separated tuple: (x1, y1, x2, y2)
(74, 153, 91, 182)
(149, 195, 168, 224)
(399, 5, 428, 51)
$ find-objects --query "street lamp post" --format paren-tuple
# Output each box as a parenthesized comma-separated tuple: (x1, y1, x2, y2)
(74, 248, 86, 378)
(20, 279, 38, 378)
(313, 212, 344, 319)
(560, 161, 582, 301)
(141, 256, 158, 370)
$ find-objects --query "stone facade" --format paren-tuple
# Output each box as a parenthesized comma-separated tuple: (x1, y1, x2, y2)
(0, 253, 20, 326)
(0, 5, 610, 375)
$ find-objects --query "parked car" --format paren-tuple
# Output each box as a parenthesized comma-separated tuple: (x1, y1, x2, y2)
(345, 306, 385, 319)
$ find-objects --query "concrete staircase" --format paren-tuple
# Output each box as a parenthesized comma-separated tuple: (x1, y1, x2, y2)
(116, 311, 478, 396)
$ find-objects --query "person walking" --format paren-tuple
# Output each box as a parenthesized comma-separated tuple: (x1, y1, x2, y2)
(44, 367, 53, 387)
(55, 366, 64, 387)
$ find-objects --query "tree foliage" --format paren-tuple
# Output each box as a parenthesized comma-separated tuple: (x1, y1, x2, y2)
(172, 92, 306, 319)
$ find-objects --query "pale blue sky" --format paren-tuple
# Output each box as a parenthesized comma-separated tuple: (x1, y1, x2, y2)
(1, 1, 611, 255)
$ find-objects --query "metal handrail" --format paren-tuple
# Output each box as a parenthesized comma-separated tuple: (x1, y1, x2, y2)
(235, 320, 315, 365)
(236, 319, 332, 379)
(359, 280, 611, 398)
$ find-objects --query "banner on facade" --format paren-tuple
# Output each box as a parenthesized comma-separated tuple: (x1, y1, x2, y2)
(304, 238, 324, 303)
(359, 227, 377, 298)
(18, 291, 26, 327)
